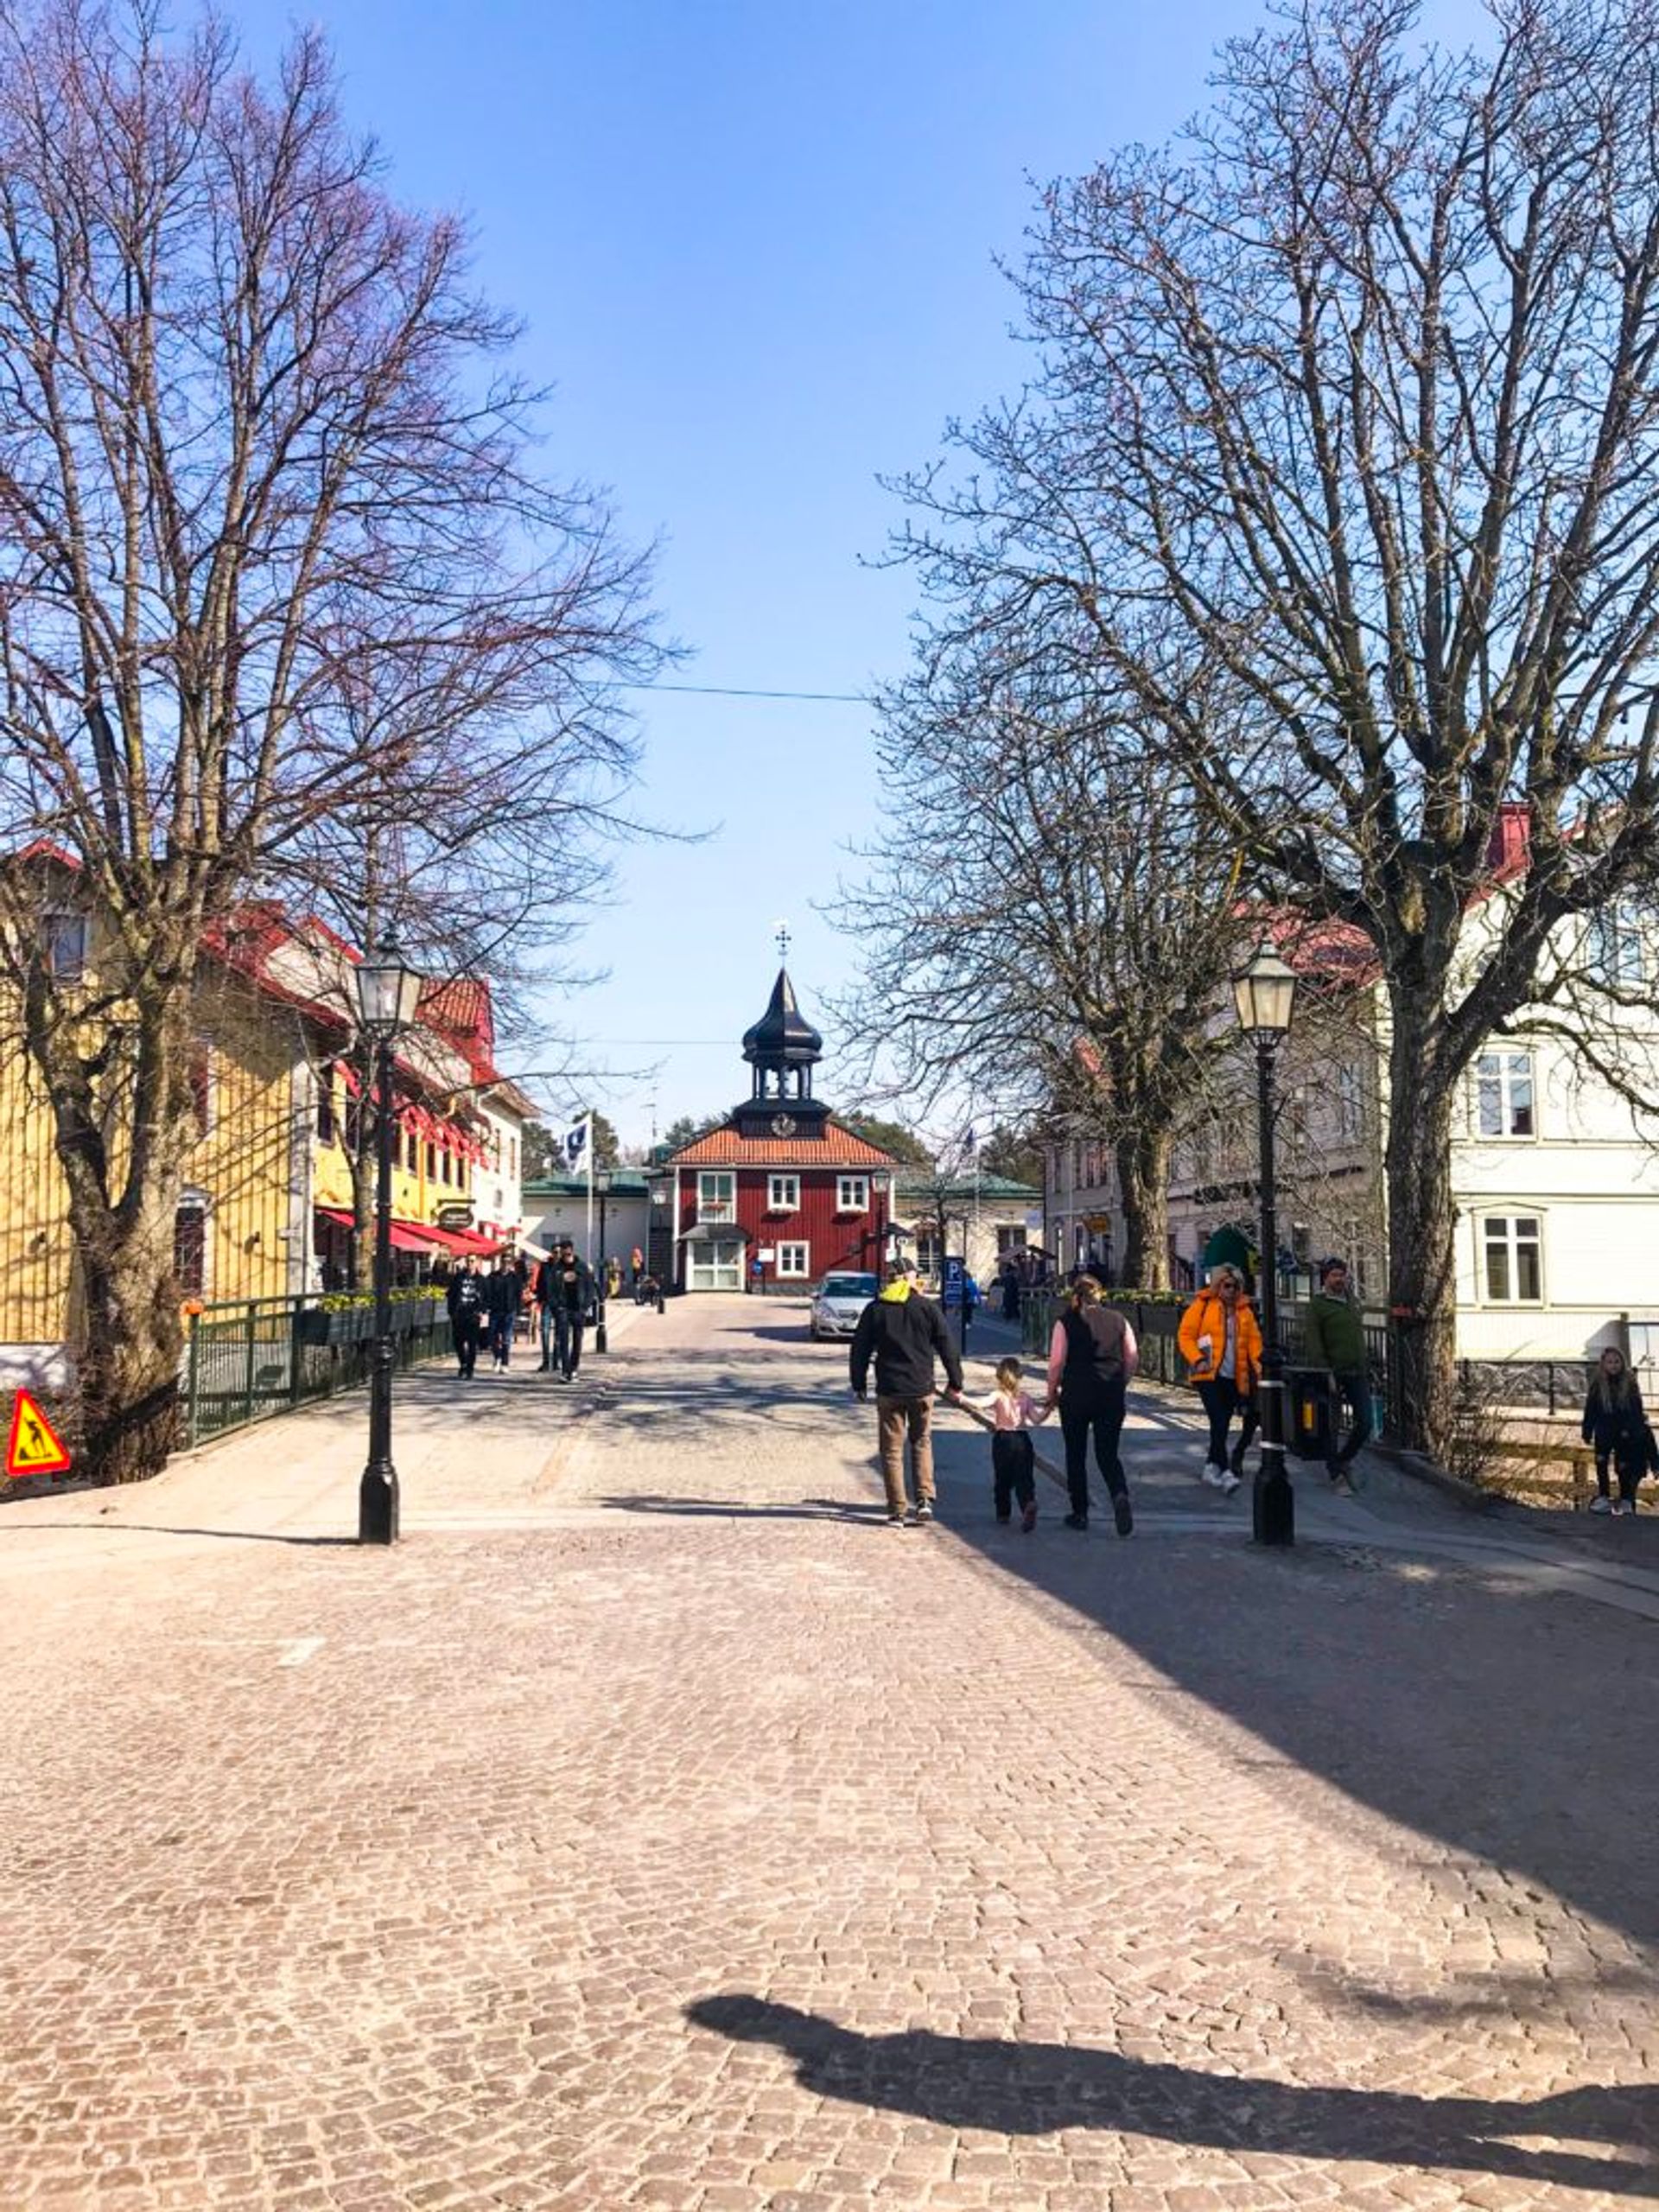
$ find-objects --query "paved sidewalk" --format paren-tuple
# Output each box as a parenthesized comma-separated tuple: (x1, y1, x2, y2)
(1, 1294, 1655, 2209)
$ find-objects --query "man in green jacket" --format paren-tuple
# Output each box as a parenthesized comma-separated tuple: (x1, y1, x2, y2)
(1303, 1256, 1370, 1494)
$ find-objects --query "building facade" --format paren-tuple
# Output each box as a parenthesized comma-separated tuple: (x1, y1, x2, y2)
(1041, 839, 1659, 1361)
(0, 875, 534, 1383)
(890, 1170, 1042, 1288)
(653, 969, 899, 1293)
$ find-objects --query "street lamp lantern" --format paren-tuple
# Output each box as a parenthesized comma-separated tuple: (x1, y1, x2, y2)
(354, 937, 423, 1039)
(354, 935, 423, 1548)
(1233, 936, 1297, 1548)
(1231, 941, 1298, 1039)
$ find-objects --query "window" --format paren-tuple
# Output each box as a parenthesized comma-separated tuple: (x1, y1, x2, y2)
(1476, 1050, 1535, 1137)
(316, 1067, 337, 1146)
(698, 1171, 735, 1223)
(767, 1173, 800, 1212)
(425, 1142, 437, 1182)
(777, 1241, 810, 1278)
(836, 1175, 868, 1213)
(174, 1198, 207, 1298)
(42, 912, 86, 981)
(1483, 1214, 1542, 1304)
(1336, 1064, 1363, 1141)
(1589, 904, 1645, 985)
(995, 1226, 1027, 1255)
(188, 1045, 213, 1138)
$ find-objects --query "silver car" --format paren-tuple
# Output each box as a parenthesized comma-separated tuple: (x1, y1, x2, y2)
(809, 1271, 878, 1339)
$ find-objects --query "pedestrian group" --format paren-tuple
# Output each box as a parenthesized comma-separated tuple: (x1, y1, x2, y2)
(847, 1248, 1387, 1531)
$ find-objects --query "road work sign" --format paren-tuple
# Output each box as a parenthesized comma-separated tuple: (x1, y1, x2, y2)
(5, 1390, 72, 1478)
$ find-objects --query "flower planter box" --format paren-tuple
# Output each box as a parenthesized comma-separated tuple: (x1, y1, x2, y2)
(296, 1306, 375, 1347)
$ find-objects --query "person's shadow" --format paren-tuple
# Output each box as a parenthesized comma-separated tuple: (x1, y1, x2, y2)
(686, 1995, 1658, 2196)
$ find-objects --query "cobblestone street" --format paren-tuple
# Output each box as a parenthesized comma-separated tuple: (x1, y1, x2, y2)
(2, 1295, 1656, 2209)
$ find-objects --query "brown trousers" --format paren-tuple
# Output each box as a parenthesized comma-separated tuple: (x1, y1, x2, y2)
(875, 1394, 935, 1516)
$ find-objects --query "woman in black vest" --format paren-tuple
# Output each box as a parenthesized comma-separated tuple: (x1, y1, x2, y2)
(1043, 1277, 1138, 1533)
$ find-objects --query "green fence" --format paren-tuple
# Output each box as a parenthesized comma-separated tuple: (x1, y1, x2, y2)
(181, 1294, 452, 1448)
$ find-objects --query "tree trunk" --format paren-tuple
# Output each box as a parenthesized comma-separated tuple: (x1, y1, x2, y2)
(1382, 1008, 1459, 1459)
(73, 1208, 186, 1484)
(1116, 1127, 1172, 1291)
(38, 984, 194, 1486)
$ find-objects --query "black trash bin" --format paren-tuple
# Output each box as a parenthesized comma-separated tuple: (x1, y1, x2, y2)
(1287, 1368, 1336, 1461)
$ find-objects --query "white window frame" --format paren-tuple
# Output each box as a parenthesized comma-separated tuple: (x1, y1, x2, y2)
(777, 1240, 810, 1279)
(1588, 904, 1645, 986)
(766, 1173, 800, 1214)
(1335, 1064, 1364, 1141)
(1480, 1212, 1544, 1306)
(1474, 1049, 1536, 1140)
(836, 1174, 869, 1214)
(697, 1171, 735, 1224)
(43, 911, 87, 981)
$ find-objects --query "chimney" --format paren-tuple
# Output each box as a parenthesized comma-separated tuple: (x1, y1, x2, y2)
(1485, 802, 1530, 876)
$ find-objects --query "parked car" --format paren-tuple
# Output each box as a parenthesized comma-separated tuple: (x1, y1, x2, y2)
(809, 1271, 878, 1339)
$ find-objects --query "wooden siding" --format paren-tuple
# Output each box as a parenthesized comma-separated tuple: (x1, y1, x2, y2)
(677, 1166, 887, 1288)
(0, 965, 300, 1346)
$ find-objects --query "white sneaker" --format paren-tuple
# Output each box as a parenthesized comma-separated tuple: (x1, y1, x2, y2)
(1590, 1495, 1612, 1514)
(1220, 1470, 1241, 1496)
(1202, 1463, 1230, 1489)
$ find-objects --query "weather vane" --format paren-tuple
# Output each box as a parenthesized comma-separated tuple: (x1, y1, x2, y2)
(774, 918, 791, 963)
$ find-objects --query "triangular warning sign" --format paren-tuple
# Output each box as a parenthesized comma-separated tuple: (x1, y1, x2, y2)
(5, 1389, 72, 1478)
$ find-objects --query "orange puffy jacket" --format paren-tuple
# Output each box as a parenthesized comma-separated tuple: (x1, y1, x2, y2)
(1177, 1289, 1263, 1393)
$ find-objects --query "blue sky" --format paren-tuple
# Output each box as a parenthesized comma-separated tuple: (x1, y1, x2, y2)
(232, 0, 1489, 1148)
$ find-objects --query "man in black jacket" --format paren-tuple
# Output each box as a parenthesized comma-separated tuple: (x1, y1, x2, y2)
(482, 1258, 523, 1372)
(849, 1258, 964, 1526)
(446, 1257, 486, 1380)
(535, 1238, 595, 1380)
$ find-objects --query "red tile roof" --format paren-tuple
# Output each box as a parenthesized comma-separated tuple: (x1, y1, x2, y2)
(668, 1122, 899, 1167)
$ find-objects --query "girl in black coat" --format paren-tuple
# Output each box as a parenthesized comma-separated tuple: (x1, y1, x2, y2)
(1580, 1346, 1653, 1516)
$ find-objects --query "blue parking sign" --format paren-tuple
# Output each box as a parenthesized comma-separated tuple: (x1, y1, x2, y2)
(942, 1255, 965, 1306)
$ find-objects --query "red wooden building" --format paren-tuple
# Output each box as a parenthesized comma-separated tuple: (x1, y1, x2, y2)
(656, 969, 899, 1292)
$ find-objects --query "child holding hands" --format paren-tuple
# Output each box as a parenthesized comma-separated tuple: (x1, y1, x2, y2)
(968, 1356, 1050, 1530)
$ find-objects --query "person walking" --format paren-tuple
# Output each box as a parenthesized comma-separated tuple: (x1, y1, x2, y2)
(446, 1256, 486, 1380)
(631, 1245, 645, 1300)
(536, 1237, 595, 1380)
(849, 1256, 964, 1527)
(1177, 1265, 1263, 1494)
(1303, 1255, 1370, 1495)
(1045, 1276, 1136, 1534)
(483, 1258, 522, 1372)
(965, 1355, 1047, 1530)
(1580, 1345, 1654, 1515)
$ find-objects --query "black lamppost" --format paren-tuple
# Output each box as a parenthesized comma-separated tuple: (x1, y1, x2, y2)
(1232, 941, 1299, 1548)
(594, 1166, 611, 1352)
(354, 938, 423, 1546)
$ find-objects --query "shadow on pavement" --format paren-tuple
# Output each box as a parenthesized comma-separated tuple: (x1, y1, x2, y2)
(0, 1522, 359, 1546)
(921, 1418, 1659, 1956)
(686, 1994, 1659, 2195)
(601, 1495, 890, 1524)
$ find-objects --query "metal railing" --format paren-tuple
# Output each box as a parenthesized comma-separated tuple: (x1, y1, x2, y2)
(181, 1293, 451, 1448)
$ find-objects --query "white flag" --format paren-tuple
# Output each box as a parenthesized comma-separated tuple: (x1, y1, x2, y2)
(562, 1116, 591, 1173)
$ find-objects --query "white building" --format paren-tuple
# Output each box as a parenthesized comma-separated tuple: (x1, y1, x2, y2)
(1042, 828, 1659, 1362)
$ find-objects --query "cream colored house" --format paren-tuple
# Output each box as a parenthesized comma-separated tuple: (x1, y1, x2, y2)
(1042, 850, 1659, 1362)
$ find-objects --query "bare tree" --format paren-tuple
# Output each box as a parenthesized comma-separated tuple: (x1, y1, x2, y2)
(833, 646, 1248, 1287)
(0, 0, 664, 1479)
(888, 0, 1659, 1449)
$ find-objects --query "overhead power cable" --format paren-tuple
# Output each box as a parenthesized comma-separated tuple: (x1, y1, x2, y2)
(618, 681, 869, 703)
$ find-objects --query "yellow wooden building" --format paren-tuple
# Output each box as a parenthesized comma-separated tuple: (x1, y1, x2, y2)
(0, 886, 532, 1384)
